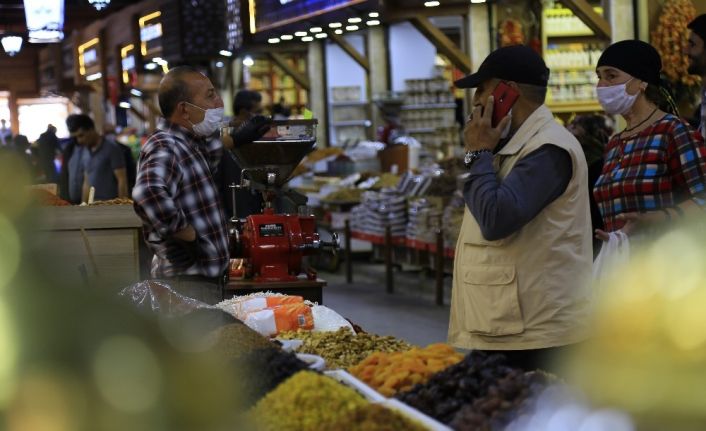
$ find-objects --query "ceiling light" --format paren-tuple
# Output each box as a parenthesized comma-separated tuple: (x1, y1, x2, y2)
(86, 72, 102, 81)
(130, 89, 143, 97)
(23, 0, 64, 42)
(345, 25, 359, 31)
(315, 33, 327, 39)
(219, 50, 233, 57)
(119, 101, 131, 109)
(88, 0, 111, 10)
(369, 12, 379, 18)
(242, 55, 254, 67)
(294, 31, 307, 37)
(1, 35, 23, 56)
(281, 34, 293, 40)
(268, 37, 280, 43)
(366, 20, 380, 26)
(470, 0, 486, 3)
(348, 17, 362, 23)
(329, 22, 342, 28)
(424, 1, 440, 6)
(334, 29, 343, 35)
(301, 36, 314, 42)
(215, 61, 224, 68)
(310, 27, 322, 33)
(152, 56, 163, 62)
(144, 63, 158, 70)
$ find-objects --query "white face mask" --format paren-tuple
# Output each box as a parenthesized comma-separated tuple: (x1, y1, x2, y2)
(186, 102, 224, 137)
(596, 79, 639, 115)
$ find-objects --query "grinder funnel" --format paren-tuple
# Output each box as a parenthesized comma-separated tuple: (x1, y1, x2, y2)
(221, 119, 317, 188)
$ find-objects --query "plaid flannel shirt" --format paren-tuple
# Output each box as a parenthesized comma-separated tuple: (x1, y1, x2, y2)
(593, 115, 706, 232)
(133, 121, 229, 278)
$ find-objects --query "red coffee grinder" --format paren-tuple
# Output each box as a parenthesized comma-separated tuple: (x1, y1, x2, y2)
(222, 120, 337, 282)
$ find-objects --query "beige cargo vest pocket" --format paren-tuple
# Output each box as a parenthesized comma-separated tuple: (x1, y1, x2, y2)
(461, 264, 524, 336)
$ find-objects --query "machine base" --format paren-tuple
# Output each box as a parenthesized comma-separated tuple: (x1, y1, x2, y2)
(224, 278, 327, 304)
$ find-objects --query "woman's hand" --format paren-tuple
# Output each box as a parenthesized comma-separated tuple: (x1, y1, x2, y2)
(594, 211, 668, 241)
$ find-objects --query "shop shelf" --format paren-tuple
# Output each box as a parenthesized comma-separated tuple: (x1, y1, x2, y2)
(401, 103, 456, 110)
(407, 128, 437, 133)
(331, 101, 369, 107)
(546, 100, 602, 113)
(548, 66, 597, 71)
(331, 120, 371, 127)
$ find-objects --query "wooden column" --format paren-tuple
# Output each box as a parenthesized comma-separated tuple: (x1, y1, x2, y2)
(367, 25, 389, 134)
(307, 40, 328, 146)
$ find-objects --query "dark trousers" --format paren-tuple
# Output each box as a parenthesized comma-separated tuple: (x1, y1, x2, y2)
(479, 343, 582, 375)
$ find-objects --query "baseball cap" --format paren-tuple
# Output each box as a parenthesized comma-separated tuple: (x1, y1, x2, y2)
(455, 45, 550, 88)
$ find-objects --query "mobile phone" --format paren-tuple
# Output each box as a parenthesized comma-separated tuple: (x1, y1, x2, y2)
(491, 82, 519, 128)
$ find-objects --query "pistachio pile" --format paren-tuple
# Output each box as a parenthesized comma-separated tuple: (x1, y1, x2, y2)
(278, 328, 413, 369)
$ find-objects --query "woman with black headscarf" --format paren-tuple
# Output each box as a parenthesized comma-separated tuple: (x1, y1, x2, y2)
(592, 40, 706, 242)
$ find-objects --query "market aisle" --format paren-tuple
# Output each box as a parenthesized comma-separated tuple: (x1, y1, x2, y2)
(319, 262, 451, 347)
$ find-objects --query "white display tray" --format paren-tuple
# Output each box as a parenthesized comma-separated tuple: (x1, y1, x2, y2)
(323, 370, 452, 431)
(381, 398, 453, 431)
(324, 369, 386, 403)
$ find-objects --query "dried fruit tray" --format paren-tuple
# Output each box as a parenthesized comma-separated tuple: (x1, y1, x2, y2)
(323, 370, 452, 431)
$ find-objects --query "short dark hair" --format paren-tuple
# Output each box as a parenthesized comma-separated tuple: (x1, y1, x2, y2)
(158, 65, 203, 118)
(233, 90, 262, 115)
(517, 83, 547, 105)
(67, 114, 95, 133)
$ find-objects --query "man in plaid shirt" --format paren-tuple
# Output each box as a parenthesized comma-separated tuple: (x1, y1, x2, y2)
(133, 66, 268, 304)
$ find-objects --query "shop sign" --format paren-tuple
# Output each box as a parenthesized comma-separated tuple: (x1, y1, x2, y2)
(249, 0, 366, 33)
(140, 23, 162, 43)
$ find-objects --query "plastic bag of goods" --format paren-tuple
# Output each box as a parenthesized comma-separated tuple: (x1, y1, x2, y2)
(245, 303, 314, 337)
(217, 293, 304, 320)
(311, 305, 355, 332)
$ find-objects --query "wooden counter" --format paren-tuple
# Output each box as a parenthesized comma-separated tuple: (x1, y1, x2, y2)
(39, 205, 144, 290)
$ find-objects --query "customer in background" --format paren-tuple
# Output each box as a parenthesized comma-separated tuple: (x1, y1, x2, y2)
(593, 40, 706, 242)
(36, 124, 59, 183)
(567, 114, 613, 256)
(217, 89, 265, 220)
(71, 114, 128, 202)
(687, 14, 706, 137)
(0, 119, 12, 147)
(448, 45, 593, 372)
(59, 114, 84, 203)
(105, 123, 137, 194)
(132, 66, 269, 304)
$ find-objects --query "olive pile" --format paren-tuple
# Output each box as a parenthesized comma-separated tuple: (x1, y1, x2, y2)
(396, 351, 516, 424)
(449, 370, 553, 431)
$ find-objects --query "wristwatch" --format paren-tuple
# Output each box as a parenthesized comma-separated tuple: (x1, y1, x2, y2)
(464, 149, 492, 168)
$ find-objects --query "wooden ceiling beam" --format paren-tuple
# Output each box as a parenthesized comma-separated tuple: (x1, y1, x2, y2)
(328, 31, 370, 72)
(410, 15, 471, 74)
(267, 52, 311, 90)
(383, 5, 469, 23)
(560, 0, 611, 40)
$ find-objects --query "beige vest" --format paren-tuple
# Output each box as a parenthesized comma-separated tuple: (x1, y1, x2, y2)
(448, 105, 593, 350)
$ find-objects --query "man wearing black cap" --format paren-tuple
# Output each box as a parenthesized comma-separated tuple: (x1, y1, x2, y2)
(448, 45, 592, 371)
(688, 14, 706, 138)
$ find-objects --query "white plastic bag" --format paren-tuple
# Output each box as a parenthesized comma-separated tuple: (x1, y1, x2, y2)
(593, 231, 630, 287)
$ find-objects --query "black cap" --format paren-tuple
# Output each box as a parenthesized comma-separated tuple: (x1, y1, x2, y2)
(454, 45, 550, 88)
(597, 40, 661, 86)
(688, 14, 706, 43)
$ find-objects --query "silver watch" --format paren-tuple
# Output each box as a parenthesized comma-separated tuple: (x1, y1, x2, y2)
(464, 150, 492, 168)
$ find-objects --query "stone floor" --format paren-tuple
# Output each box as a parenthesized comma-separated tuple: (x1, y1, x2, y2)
(317, 258, 453, 347)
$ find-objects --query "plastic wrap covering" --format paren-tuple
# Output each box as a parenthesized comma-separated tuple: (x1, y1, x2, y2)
(118, 280, 213, 317)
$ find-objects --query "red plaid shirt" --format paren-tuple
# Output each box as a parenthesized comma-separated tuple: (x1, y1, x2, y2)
(593, 115, 706, 232)
(133, 121, 229, 278)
